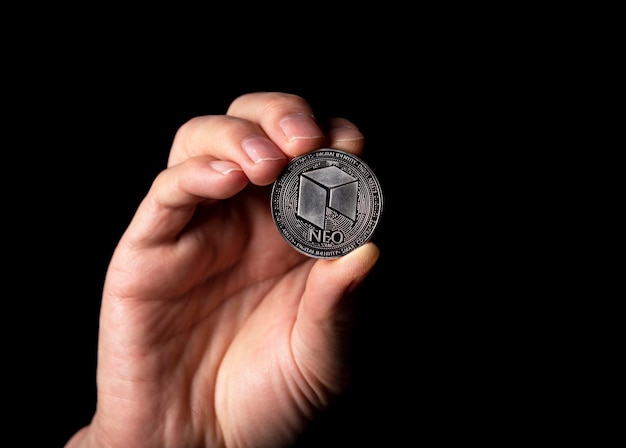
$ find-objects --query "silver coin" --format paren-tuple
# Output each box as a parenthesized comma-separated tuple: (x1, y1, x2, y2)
(271, 148, 383, 258)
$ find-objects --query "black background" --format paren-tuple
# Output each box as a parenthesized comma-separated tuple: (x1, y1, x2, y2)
(8, 21, 562, 447)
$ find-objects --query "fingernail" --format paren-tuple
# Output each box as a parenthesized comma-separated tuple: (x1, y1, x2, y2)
(279, 113, 324, 142)
(328, 126, 365, 143)
(209, 160, 243, 175)
(242, 135, 287, 164)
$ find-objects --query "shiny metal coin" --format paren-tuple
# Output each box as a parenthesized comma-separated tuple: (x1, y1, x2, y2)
(271, 148, 383, 258)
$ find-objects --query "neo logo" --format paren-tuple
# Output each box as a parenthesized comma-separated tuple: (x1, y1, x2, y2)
(308, 228, 345, 244)
(297, 165, 358, 244)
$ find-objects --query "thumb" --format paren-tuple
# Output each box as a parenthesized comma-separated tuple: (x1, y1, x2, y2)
(301, 242, 380, 323)
(292, 242, 380, 391)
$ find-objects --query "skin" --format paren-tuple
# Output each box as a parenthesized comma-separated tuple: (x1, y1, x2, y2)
(66, 92, 380, 448)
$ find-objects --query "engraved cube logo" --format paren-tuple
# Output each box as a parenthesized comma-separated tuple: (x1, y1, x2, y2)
(297, 166, 358, 228)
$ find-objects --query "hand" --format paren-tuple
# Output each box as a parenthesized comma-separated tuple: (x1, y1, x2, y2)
(66, 92, 380, 448)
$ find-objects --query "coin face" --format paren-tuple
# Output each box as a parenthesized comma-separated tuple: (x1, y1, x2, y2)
(271, 148, 383, 258)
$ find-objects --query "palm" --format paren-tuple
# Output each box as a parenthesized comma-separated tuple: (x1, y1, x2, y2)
(99, 183, 321, 446)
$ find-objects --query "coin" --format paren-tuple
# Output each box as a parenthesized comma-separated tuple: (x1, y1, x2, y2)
(271, 148, 383, 258)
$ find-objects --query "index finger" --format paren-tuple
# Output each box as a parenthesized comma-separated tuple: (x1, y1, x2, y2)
(227, 92, 323, 159)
